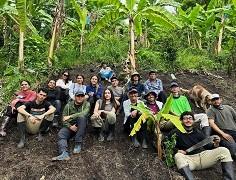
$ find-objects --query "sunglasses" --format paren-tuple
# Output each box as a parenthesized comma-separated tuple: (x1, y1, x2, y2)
(63, 74, 69, 77)
(182, 117, 194, 120)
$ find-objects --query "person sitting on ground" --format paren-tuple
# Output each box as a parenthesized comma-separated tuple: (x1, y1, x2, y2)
(125, 71, 146, 99)
(45, 79, 61, 127)
(91, 88, 117, 141)
(52, 91, 90, 161)
(207, 94, 236, 161)
(16, 88, 56, 148)
(0, 80, 36, 137)
(168, 111, 234, 180)
(107, 76, 124, 113)
(144, 90, 163, 115)
(123, 87, 147, 148)
(144, 70, 167, 103)
(56, 71, 72, 104)
(99, 62, 114, 82)
(86, 75, 103, 114)
(165, 82, 211, 138)
(69, 74, 87, 100)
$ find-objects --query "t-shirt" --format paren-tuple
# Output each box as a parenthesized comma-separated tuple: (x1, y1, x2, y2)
(46, 88, 60, 103)
(97, 99, 113, 111)
(69, 83, 86, 99)
(107, 85, 123, 98)
(24, 101, 51, 116)
(147, 103, 159, 114)
(207, 105, 236, 131)
(171, 95, 191, 115)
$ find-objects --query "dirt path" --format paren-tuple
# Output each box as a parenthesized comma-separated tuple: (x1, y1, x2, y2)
(0, 64, 236, 179)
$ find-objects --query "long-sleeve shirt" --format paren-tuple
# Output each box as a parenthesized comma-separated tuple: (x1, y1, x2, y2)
(125, 82, 146, 97)
(56, 79, 72, 89)
(69, 83, 86, 99)
(123, 99, 143, 124)
(46, 88, 60, 103)
(86, 84, 103, 98)
(144, 78, 163, 95)
(62, 100, 90, 128)
(14, 90, 36, 103)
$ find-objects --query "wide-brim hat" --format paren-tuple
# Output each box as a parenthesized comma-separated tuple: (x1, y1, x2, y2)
(144, 90, 157, 99)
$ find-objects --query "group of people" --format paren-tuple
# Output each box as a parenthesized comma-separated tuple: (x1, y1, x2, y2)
(0, 66, 236, 179)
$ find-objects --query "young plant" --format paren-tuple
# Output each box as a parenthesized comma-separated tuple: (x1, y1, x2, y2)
(164, 133, 177, 167)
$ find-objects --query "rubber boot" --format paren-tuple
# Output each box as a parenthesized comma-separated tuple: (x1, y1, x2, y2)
(179, 166, 195, 180)
(132, 135, 140, 148)
(17, 122, 26, 148)
(107, 124, 115, 141)
(52, 115, 59, 127)
(201, 126, 211, 138)
(96, 128, 104, 142)
(142, 138, 148, 149)
(38, 119, 52, 141)
(0, 116, 10, 136)
(221, 162, 234, 180)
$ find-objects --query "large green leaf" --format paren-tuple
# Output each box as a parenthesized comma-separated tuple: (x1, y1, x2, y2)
(188, 4, 201, 23)
(16, 0, 26, 32)
(161, 114, 186, 133)
(156, 94, 173, 121)
(134, 15, 142, 35)
(205, 14, 215, 31)
(233, 0, 236, 9)
(126, 0, 136, 11)
(0, 0, 8, 8)
(137, 0, 146, 12)
(38, 10, 53, 24)
(207, 0, 215, 11)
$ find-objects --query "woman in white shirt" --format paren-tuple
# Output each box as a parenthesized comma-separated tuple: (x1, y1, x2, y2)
(69, 74, 87, 100)
(56, 71, 72, 104)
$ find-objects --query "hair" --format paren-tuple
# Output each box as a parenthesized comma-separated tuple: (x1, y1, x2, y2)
(37, 87, 49, 95)
(180, 111, 194, 120)
(20, 80, 31, 86)
(76, 74, 85, 85)
(101, 88, 116, 110)
(47, 79, 56, 84)
(90, 75, 100, 92)
(131, 74, 141, 82)
(62, 71, 70, 84)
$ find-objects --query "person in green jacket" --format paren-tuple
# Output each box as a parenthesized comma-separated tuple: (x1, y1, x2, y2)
(52, 91, 90, 161)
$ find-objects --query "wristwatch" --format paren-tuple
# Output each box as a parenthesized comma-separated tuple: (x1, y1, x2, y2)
(27, 114, 32, 118)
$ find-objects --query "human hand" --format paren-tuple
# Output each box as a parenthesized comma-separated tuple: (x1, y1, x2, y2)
(29, 116, 37, 124)
(70, 125, 77, 132)
(131, 110, 137, 118)
(63, 116, 71, 121)
(213, 135, 220, 147)
(36, 114, 45, 121)
(222, 133, 233, 142)
(178, 150, 186, 154)
(10, 99, 19, 109)
(89, 92, 94, 97)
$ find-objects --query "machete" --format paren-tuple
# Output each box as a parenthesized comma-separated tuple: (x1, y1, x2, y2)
(185, 136, 215, 153)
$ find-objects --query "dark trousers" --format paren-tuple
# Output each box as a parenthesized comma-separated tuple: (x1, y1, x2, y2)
(158, 90, 167, 104)
(5, 102, 23, 118)
(57, 115, 87, 153)
(219, 129, 236, 160)
(129, 114, 147, 140)
(50, 100, 61, 116)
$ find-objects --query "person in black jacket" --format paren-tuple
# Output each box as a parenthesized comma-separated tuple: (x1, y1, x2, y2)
(168, 111, 234, 180)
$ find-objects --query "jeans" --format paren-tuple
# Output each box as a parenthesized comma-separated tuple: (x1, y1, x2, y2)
(57, 115, 87, 153)
(50, 100, 61, 116)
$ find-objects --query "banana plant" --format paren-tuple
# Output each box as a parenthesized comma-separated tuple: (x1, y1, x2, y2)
(88, 0, 182, 73)
(130, 94, 186, 160)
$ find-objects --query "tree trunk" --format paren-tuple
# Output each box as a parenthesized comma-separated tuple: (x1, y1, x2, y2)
(197, 31, 202, 50)
(80, 33, 83, 55)
(129, 18, 136, 73)
(47, 0, 65, 67)
(18, 30, 24, 71)
(216, 15, 225, 54)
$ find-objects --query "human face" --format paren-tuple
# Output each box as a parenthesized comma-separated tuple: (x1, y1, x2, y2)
(91, 76, 98, 86)
(170, 86, 180, 94)
(104, 89, 111, 100)
(211, 97, 222, 106)
(75, 95, 85, 104)
(181, 115, 194, 127)
(62, 73, 69, 80)
(149, 73, 157, 80)
(111, 79, 118, 87)
(102, 64, 107, 69)
(37, 91, 47, 103)
(76, 76, 84, 84)
(132, 75, 139, 82)
(147, 93, 155, 103)
(20, 81, 30, 91)
(129, 91, 138, 102)
(48, 80, 56, 89)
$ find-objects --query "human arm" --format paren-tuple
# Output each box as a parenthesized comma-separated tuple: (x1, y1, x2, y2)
(93, 100, 101, 118)
(36, 105, 56, 120)
(123, 100, 131, 117)
(69, 83, 75, 100)
(94, 84, 103, 98)
(19, 91, 37, 103)
(209, 118, 234, 142)
(17, 104, 38, 123)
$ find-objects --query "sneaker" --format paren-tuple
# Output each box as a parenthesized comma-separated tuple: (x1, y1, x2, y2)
(0, 129, 6, 137)
(37, 133, 43, 141)
(142, 139, 148, 149)
(73, 144, 82, 154)
(52, 122, 58, 127)
(52, 151, 70, 161)
(98, 132, 104, 142)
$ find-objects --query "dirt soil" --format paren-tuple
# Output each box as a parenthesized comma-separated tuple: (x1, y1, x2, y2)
(0, 64, 236, 180)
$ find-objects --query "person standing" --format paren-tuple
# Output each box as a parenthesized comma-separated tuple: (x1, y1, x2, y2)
(207, 94, 236, 160)
(0, 80, 36, 137)
(52, 91, 90, 161)
(16, 88, 56, 148)
(169, 111, 234, 180)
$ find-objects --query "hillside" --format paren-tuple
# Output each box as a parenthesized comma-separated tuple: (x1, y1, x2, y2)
(0, 64, 236, 180)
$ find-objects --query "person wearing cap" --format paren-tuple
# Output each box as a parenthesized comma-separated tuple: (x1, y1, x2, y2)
(168, 111, 234, 180)
(16, 88, 56, 148)
(52, 90, 90, 161)
(123, 87, 147, 148)
(207, 94, 236, 160)
(125, 71, 146, 98)
(99, 62, 114, 82)
(91, 88, 117, 141)
(167, 82, 211, 137)
(144, 70, 167, 103)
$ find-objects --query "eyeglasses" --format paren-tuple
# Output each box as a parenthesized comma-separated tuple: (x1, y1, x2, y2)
(182, 117, 194, 120)
(63, 74, 69, 77)
(21, 84, 28, 86)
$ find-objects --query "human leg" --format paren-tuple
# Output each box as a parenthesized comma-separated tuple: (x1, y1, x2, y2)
(130, 115, 141, 148)
(106, 112, 116, 141)
(91, 114, 104, 141)
(52, 100, 61, 127)
(157, 90, 167, 104)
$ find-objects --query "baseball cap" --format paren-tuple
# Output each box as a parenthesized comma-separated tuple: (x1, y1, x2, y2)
(75, 91, 85, 96)
(170, 82, 179, 88)
(128, 86, 138, 94)
(211, 94, 220, 100)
